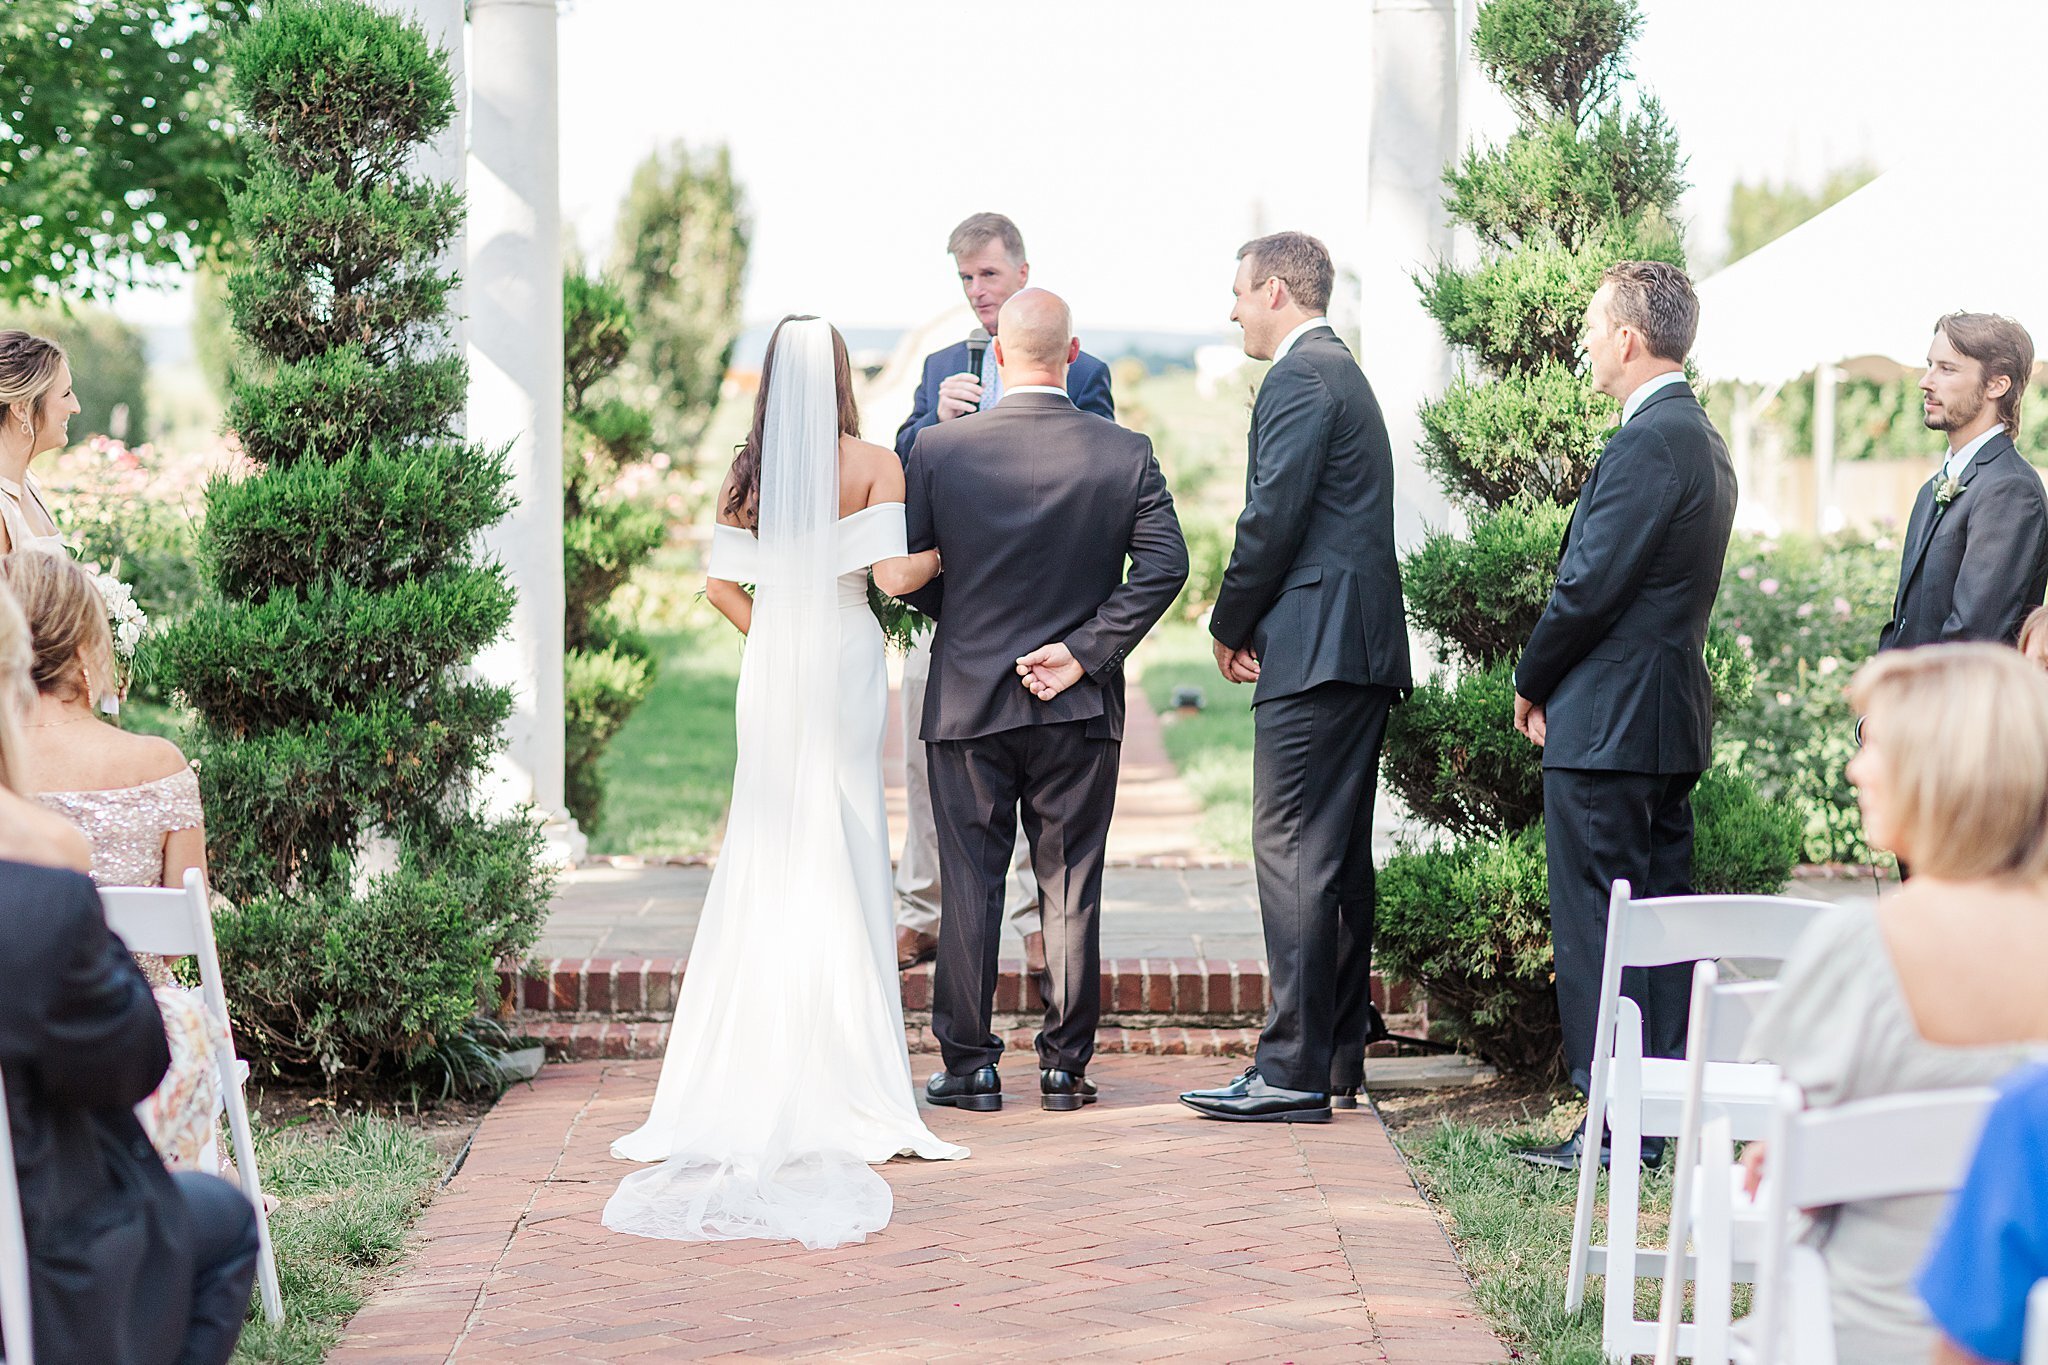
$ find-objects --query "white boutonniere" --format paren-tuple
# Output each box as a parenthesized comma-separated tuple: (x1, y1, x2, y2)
(1935, 475, 1965, 511)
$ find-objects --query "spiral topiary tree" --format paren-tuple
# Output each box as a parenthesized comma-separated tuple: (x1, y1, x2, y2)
(151, 0, 551, 1086)
(1373, 0, 1797, 1079)
(561, 271, 663, 831)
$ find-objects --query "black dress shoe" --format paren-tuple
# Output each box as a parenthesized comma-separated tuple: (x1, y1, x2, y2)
(1330, 1084, 1361, 1111)
(1041, 1069, 1097, 1112)
(1514, 1122, 1666, 1172)
(1179, 1066, 1332, 1123)
(926, 1066, 1001, 1112)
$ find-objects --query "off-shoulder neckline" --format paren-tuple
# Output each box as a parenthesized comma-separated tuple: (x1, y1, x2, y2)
(714, 502, 905, 538)
(38, 766, 198, 800)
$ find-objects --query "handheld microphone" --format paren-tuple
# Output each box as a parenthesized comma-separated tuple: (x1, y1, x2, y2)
(965, 327, 990, 382)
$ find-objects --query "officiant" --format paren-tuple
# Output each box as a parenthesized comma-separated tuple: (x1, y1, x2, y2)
(890, 212, 1116, 986)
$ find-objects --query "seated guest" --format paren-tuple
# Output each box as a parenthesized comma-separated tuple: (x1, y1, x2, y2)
(1918, 1063, 2048, 1365)
(0, 584, 258, 1365)
(3, 551, 230, 1175)
(1741, 644, 2048, 1363)
(0, 569, 88, 869)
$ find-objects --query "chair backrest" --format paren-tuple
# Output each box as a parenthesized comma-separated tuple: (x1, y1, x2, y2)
(1700, 979, 1778, 1063)
(0, 1066, 34, 1365)
(1610, 884, 1836, 971)
(1753, 1080, 1999, 1364)
(1778, 1085, 1998, 1208)
(97, 870, 285, 1326)
(99, 880, 206, 958)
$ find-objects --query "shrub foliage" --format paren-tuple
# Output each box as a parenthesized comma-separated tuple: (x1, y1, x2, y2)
(150, 0, 551, 1086)
(559, 272, 664, 831)
(1376, 0, 1798, 1078)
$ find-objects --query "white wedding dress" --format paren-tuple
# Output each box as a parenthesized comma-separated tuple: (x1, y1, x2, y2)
(605, 319, 965, 1251)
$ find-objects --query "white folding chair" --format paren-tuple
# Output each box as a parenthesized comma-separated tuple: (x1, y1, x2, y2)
(101, 869, 283, 1325)
(1747, 1080, 1999, 1365)
(1654, 961, 1781, 1364)
(0, 1067, 32, 1365)
(1568, 880, 1832, 1360)
(2026, 1279, 2048, 1365)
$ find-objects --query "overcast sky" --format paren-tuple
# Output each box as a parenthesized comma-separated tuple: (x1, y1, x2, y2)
(113, 0, 2044, 336)
(551, 0, 2042, 335)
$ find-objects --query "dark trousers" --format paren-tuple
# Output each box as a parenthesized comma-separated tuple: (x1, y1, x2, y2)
(1543, 766, 1700, 1095)
(173, 1171, 261, 1365)
(1251, 682, 1396, 1094)
(928, 722, 1119, 1075)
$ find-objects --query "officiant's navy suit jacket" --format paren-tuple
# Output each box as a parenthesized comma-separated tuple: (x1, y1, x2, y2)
(1516, 384, 1736, 774)
(1879, 432, 2048, 651)
(894, 341, 1115, 460)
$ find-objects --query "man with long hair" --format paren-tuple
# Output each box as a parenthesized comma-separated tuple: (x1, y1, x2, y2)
(1880, 312, 2047, 652)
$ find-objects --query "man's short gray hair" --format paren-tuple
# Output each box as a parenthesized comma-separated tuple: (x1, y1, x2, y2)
(1237, 231, 1333, 314)
(948, 212, 1025, 264)
(1600, 260, 1699, 363)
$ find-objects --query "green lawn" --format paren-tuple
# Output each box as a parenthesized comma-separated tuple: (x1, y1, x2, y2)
(1135, 619, 1256, 859)
(231, 1117, 441, 1364)
(587, 614, 743, 856)
(1388, 1102, 1747, 1363)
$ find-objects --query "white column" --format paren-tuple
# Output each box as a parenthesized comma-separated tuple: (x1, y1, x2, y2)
(1814, 361, 1842, 534)
(1360, 0, 1461, 554)
(468, 0, 581, 862)
(376, 0, 466, 405)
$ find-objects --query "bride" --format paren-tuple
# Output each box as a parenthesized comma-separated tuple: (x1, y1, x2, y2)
(604, 315, 967, 1249)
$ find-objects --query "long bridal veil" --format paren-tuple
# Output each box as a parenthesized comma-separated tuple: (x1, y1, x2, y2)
(602, 318, 916, 1249)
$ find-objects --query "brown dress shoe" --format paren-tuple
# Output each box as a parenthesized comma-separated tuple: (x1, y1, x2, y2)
(896, 926, 938, 971)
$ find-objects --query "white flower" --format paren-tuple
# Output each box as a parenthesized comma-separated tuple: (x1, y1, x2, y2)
(85, 563, 149, 664)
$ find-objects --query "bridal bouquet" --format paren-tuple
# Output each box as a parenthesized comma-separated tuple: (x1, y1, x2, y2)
(867, 577, 932, 654)
(89, 563, 149, 707)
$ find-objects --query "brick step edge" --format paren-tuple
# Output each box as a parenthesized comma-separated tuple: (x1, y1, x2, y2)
(528, 1021, 1253, 1063)
(526, 1019, 1433, 1064)
(499, 957, 1422, 1022)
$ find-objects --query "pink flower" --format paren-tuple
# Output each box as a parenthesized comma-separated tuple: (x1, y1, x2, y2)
(1737, 565, 1758, 581)
(1833, 597, 1852, 617)
(1759, 579, 1780, 595)
(1796, 602, 1814, 618)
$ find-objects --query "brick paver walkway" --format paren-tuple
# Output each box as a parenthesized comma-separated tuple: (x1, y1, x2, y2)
(334, 1057, 1501, 1363)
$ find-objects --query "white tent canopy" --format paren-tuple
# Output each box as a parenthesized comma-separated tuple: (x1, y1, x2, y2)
(1693, 163, 2048, 386)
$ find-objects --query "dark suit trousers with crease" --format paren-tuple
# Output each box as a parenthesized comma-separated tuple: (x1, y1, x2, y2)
(1544, 766, 1699, 1095)
(928, 721, 1119, 1076)
(1252, 681, 1396, 1094)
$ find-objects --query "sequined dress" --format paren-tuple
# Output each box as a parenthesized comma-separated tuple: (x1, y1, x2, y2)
(39, 766, 228, 1172)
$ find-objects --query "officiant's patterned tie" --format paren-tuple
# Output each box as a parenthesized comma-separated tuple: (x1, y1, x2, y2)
(979, 348, 1003, 410)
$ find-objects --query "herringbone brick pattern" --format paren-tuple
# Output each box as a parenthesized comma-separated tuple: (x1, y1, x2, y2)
(333, 1058, 1501, 1363)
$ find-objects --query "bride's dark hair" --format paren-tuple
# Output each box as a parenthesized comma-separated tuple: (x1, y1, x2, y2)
(723, 315, 860, 529)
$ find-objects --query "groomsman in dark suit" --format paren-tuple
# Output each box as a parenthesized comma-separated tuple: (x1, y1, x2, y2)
(889, 213, 1117, 986)
(1512, 261, 1737, 1171)
(1879, 312, 2046, 653)
(1180, 232, 1411, 1124)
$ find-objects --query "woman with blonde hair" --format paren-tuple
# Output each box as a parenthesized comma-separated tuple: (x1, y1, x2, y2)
(5, 551, 232, 1174)
(0, 578, 90, 868)
(1740, 643, 2048, 1361)
(0, 330, 81, 555)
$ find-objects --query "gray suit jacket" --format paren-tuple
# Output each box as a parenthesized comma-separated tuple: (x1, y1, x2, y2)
(1516, 385, 1737, 774)
(903, 391, 1188, 743)
(1878, 433, 2048, 651)
(1208, 325, 1412, 705)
